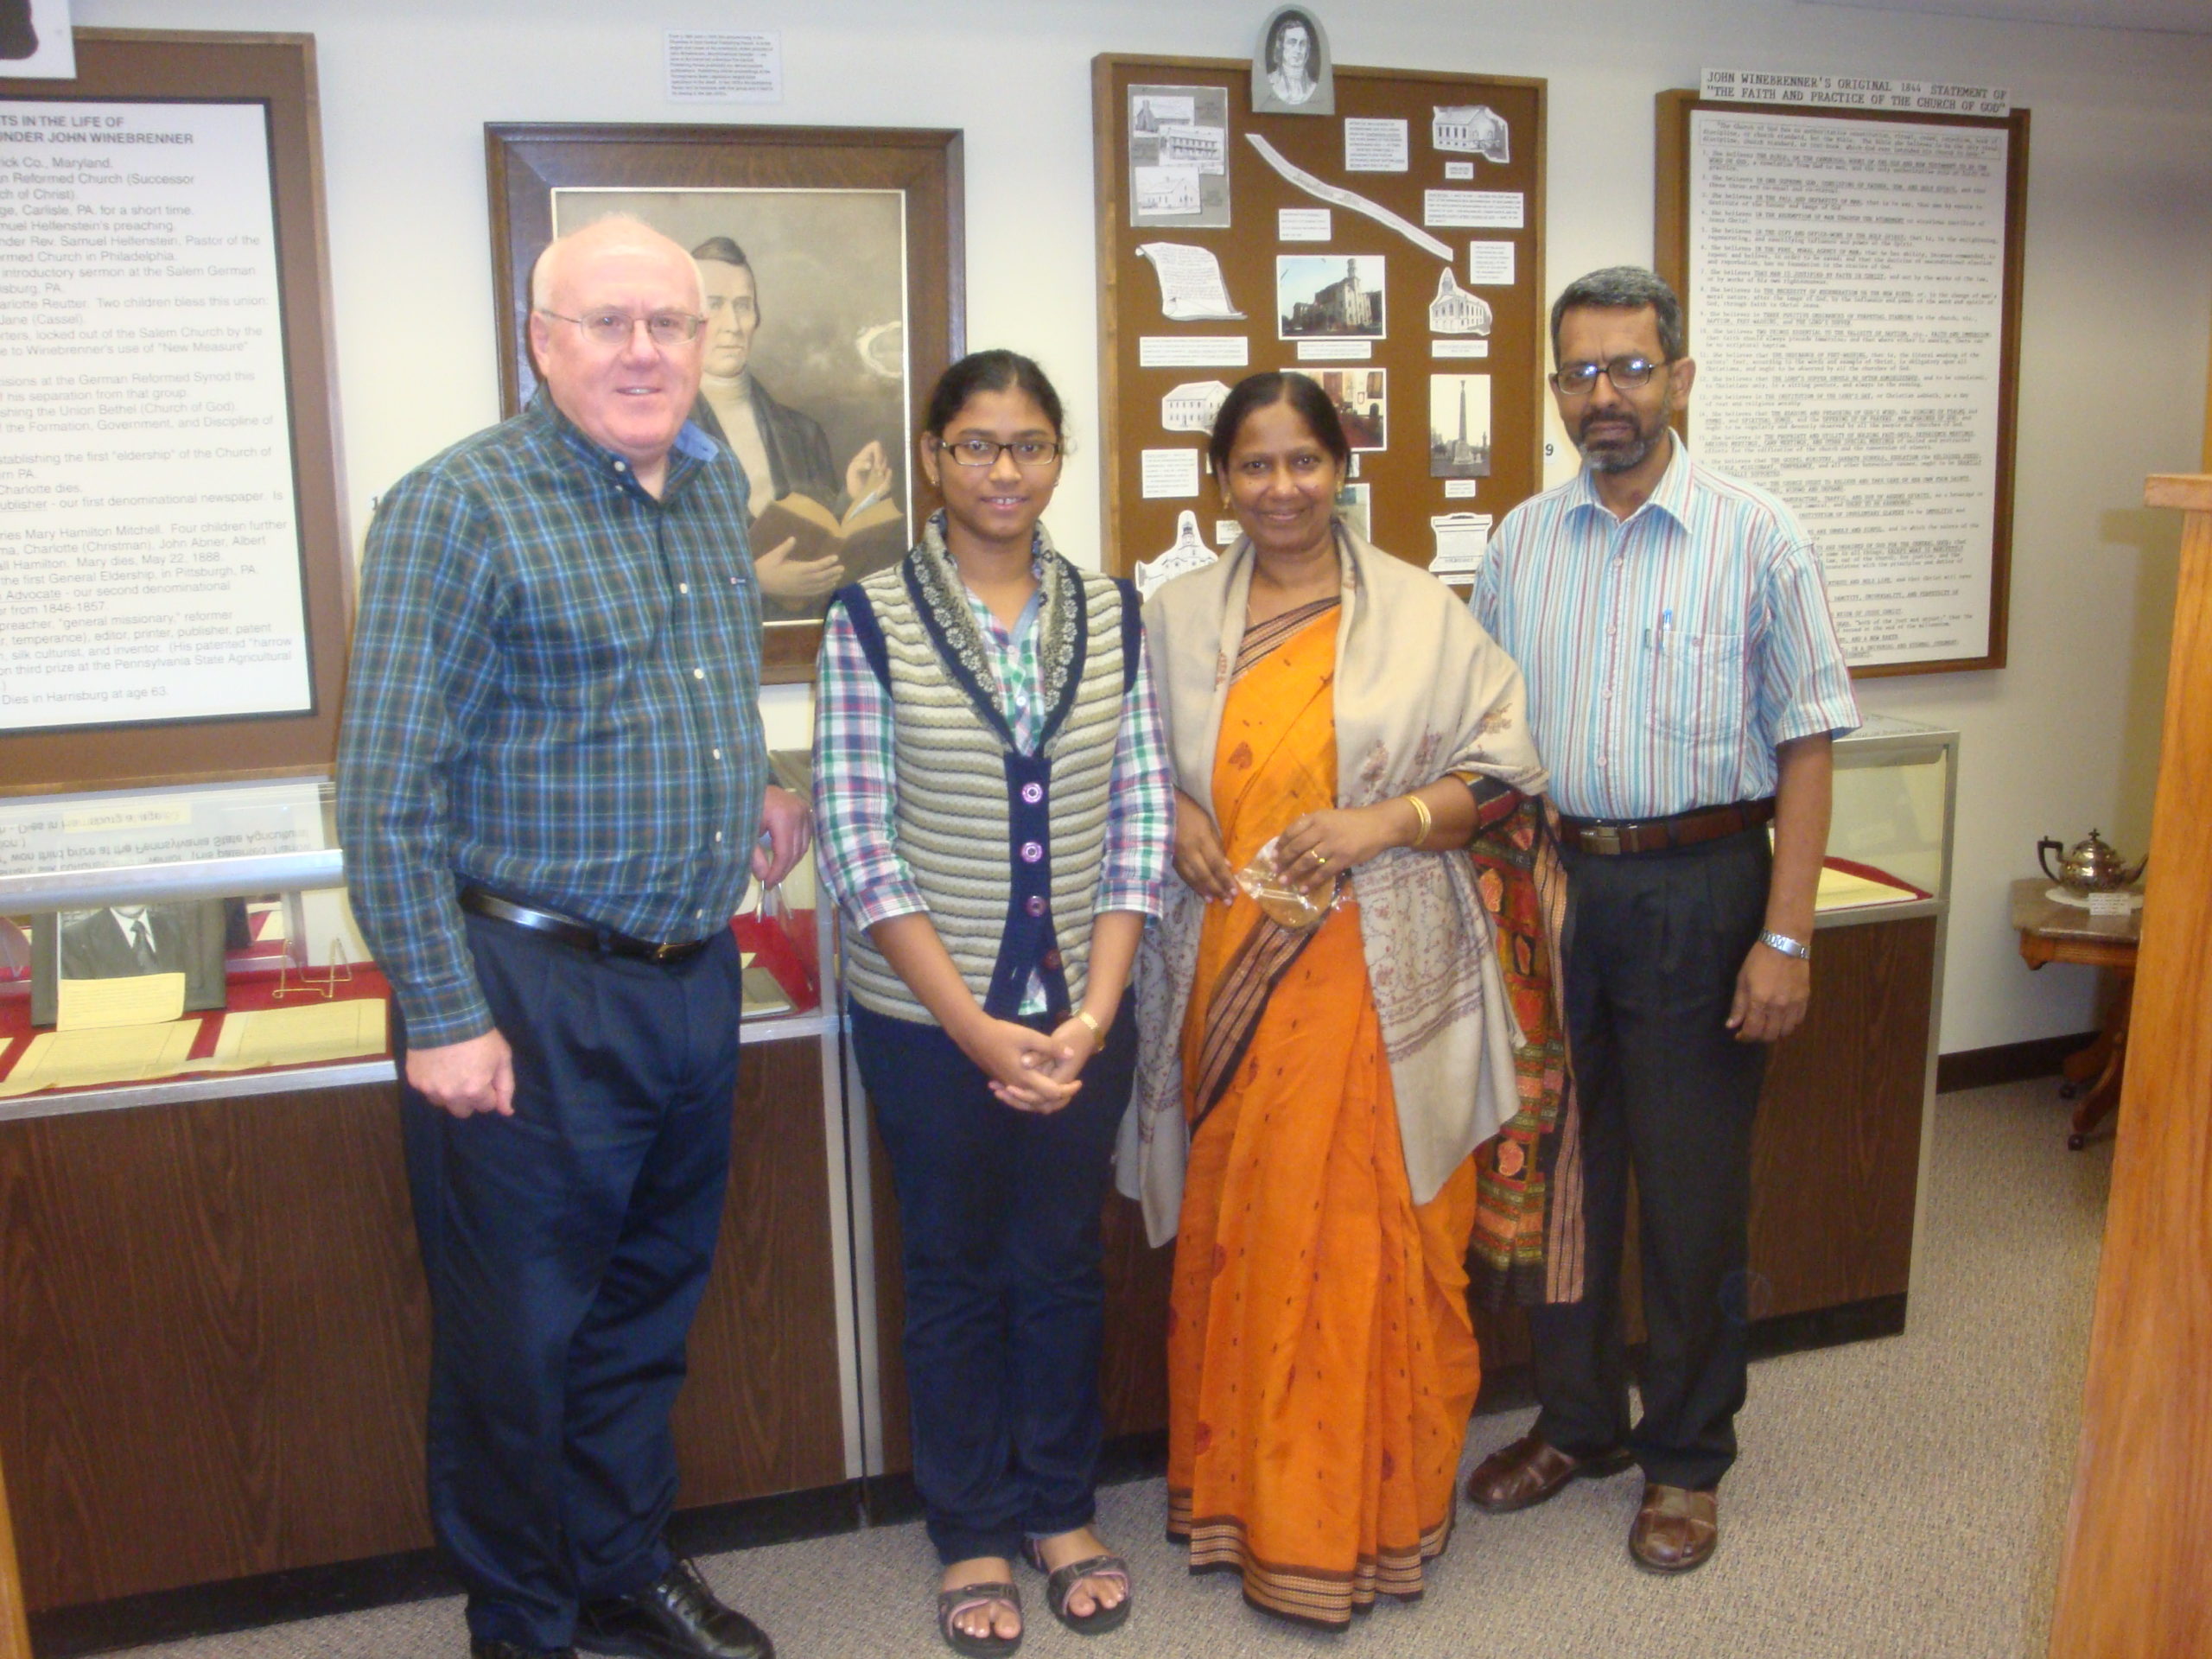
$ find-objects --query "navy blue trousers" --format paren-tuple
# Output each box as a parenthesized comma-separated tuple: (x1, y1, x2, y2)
(1529, 827, 1772, 1492)
(851, 995, 1135, 1564)
(397, 912, 741, 1650)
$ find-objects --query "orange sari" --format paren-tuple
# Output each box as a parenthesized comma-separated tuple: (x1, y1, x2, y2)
(1165, 603, 1482, 1626)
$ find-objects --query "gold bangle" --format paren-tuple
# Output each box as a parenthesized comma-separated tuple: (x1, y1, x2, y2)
(1405, 792, 1433, 849)
(1073, 1008, 1106, 1045)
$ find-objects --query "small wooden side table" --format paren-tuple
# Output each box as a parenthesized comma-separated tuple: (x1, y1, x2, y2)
(2012, 877, 2143, 1148)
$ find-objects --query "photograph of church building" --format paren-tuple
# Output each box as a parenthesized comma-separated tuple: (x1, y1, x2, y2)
(1277, 253, 1387, 339)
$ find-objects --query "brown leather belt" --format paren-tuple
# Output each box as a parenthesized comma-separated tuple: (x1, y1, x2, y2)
(1557, 798, 1776, 857)
(459, 887, 715, 964)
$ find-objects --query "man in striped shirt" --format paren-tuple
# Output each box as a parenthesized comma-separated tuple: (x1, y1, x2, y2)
(1465, 267, 1858, 1573)
(339, 217, 803, 1659)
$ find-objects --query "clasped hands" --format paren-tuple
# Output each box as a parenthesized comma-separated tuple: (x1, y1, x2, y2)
(950, 1006, 1103, 1115)
(1172, 788, 1408, 904)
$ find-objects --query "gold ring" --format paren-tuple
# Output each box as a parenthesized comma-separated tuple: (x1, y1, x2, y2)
(1308, 848, 1326, 865)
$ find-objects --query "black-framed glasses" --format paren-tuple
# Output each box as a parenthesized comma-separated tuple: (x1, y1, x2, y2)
(1550, 354, 1666, 397)
(934, 436, 1062, 468)
(537, 308, 706, 347)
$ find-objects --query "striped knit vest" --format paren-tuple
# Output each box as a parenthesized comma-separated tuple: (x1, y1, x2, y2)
(836, 546, 1139, 1025)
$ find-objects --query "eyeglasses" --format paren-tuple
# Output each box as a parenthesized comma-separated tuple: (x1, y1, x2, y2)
(537, 309, 706, 347)
(1550, 354, 1667, 397)
(934, 436, 1062, 468)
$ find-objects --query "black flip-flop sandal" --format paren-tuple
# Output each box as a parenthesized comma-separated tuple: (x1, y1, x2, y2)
(1020, 1541, 1133, 1636)
(936, 1579, 1021, 1656)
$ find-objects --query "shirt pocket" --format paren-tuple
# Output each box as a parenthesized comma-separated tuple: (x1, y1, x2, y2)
(1647, 627, 1747, 746)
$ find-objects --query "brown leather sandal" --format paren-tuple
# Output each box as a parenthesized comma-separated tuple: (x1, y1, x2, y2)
(1020, 1539, 1132, 1636)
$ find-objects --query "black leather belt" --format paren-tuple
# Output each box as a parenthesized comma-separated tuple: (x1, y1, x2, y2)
(1557, 798, 1776, 856)
(459, 887, 715, 964)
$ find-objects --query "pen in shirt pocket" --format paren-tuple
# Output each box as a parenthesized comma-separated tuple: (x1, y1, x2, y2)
(1647, 607, 1673, 653)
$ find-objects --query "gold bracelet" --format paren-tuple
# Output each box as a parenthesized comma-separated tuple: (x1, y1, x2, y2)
(1405, 792, 1433, 849)
(1073, 1008, 1107, 1045)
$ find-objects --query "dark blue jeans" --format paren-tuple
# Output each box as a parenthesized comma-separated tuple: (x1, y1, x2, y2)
(397, 912, 741, 1650)
(851, 995, 1135, 1564)
(1529, 826, 1772, 1491)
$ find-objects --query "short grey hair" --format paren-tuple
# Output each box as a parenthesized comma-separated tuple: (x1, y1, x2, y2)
(1549, 266, 1685, 364)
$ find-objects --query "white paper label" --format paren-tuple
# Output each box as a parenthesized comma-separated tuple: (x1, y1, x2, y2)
(664, 32, 783, 103)
(1297, 340, 1373, 361)
(1214, 520, 1242, 545)
(1467, 241, 1516, 285)
(1344, 118, 1409, 173)
(1141, 449, 1202, 498)
(1444, 161, 1474, 180)
(1424, 190, 1523, 229)
(1701, 67, 2010, 117)
(1138, 336, 1251, 368)
(1443, 478, 1480, 499)
(1433, 339, 1491, 359)
(1278, 208, 1332, 242)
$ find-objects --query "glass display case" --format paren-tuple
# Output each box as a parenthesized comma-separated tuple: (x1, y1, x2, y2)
(0, 761, 835, 1116)
(1821, 712, 1958, 929)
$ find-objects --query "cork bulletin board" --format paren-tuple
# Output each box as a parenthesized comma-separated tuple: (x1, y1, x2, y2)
(1092, 54, 1545, 589)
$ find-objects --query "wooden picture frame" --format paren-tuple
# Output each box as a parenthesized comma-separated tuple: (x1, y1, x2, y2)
(0, 30, 353, 795)
(486, 124, 964, 684)
(1656, 92, 2029, 677)
(1095, 54, 1546, 588)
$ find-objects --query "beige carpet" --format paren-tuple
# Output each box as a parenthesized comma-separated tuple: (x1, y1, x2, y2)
(109, 1080, 2107, 1659)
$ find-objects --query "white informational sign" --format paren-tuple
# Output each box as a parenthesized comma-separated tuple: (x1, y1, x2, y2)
(1701, 68, 2009, 117)
(1433, 340, 1490, 359)
(664, 32, 783, 103)
(1278, 208, 1332, 242)
(0, 100, 312, 734)
(1443, 162, 1473, 181)
(1423, 189, 1523, 229)
(0, 779, 325, 880)
(1343, 118, 1408, 172)
(1135, 242, 1245, 321)
(1688, 110, 2009, 667)
(1467, 241, 1516, 285)
(1140, 448, 1202, 499)
(1, 0, 76, 79)
(1138, 335, 1250, 369)
(1297, 339, 1371, 362)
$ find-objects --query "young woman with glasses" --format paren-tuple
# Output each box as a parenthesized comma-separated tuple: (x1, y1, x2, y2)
(812, 351, 1171, 1655)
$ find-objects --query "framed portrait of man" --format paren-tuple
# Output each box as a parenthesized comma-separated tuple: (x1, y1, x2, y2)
(28, 897, 228, 1027)
(487, 124, 964, 683)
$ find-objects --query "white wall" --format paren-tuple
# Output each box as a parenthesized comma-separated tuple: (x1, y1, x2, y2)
(76, 0, 2212, 1052)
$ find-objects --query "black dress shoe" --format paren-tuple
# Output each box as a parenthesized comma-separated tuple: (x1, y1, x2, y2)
(576, 1560, 774, 1659)
(470, 1641, 577, 1659)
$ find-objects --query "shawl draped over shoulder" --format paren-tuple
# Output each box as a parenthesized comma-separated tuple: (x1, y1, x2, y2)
(1117, 526, 1547, 1246)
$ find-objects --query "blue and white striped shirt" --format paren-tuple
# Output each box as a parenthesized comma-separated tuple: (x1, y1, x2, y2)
(1472, 435, 1858, 821)
(337, 390, 770, 1046)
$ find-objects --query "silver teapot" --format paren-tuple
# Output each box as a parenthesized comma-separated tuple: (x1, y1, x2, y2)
(2037, 829, 2146, 894)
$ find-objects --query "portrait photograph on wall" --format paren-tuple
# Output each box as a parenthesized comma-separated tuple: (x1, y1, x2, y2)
(486, 123, 964, 681)
(553, 187, 912, 625)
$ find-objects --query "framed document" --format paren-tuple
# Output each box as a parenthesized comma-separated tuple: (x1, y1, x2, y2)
(1657, 92, 2030, 676)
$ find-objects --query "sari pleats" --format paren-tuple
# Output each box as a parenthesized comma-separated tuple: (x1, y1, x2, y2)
(1165, 610, 1482, 1626)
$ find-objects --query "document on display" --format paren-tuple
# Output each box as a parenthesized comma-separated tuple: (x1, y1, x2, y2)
(0, 100, 311, 733)
(1688, 109, 2010, 666)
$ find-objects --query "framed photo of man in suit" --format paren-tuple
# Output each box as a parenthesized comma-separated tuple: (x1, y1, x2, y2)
(486, 124, 964, 682)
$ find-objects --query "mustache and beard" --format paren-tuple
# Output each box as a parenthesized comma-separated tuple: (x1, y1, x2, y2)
(1573, 380, 1674, 474)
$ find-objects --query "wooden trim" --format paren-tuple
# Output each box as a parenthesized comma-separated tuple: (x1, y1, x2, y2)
(1654, 91, 2028, 678)
(2145, 473, 2212, 512)
(1935, 1032, 2095, 1095)
(0, 1442, 28, 1659)
(2049, 478, 2212, 1652)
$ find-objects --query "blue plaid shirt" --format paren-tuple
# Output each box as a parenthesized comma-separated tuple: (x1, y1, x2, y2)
(337, 390, 769, 1046)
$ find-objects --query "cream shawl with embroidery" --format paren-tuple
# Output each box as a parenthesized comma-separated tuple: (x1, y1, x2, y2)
(1116, 526, 1547, 1246)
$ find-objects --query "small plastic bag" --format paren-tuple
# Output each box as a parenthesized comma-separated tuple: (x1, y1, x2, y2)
(1235, 836, 1341, 932)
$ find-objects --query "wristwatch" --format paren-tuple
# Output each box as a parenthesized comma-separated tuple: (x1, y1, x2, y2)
(1759, 930, 1812, 962)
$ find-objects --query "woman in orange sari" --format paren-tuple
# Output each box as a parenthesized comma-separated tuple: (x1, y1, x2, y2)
(1124, 373, 1547, 1626)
